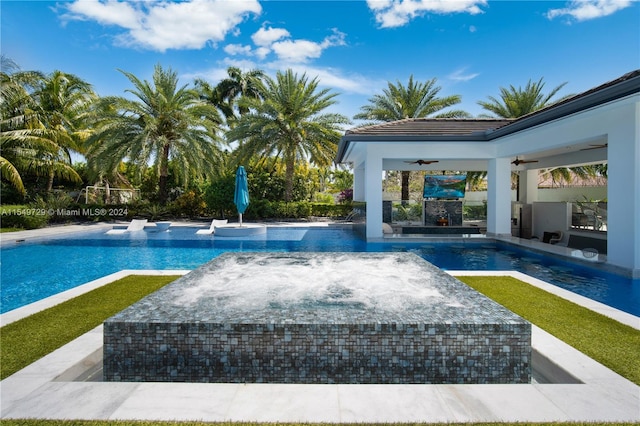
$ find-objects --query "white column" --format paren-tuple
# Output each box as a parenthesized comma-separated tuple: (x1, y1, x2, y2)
(520, 169, 539, 204)
(486, 158, 513, 237)
(352, 162, 365, 202)
(606, 101, 640, 277)
(364, 149, 383, 239)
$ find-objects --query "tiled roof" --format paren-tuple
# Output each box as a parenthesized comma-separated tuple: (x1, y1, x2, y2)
(344, 118, 512, 138)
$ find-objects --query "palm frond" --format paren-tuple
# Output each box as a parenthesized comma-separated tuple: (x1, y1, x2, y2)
(0, 156, 26, 194)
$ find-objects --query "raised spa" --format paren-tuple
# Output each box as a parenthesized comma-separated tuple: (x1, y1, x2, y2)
(104, 252, 531, 384)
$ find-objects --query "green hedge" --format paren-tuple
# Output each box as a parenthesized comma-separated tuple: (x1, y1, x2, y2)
(0, 200, 354, 230)
(244, 201, 352, 220)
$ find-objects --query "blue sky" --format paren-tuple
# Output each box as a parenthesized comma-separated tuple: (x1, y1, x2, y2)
(2, 0, 639, 121)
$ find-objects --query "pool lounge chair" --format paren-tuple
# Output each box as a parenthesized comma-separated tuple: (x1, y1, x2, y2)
(196, 219, 228, 235)
(542, 230, 563, 244)
(106, 219, 148, 235)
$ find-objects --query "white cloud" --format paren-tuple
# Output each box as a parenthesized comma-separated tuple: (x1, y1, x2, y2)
(546, 0, 635, 21)
(255, 46, 272, 60)
(252, 26, 290, 47)
(270, 64, 379, 96)
(62, 0, 140, 28)
(249, 26, 291, 59)
(366, 0, 487, 28)
(448, 68, 479, 82)
(61, 0, 262, 52)
(224, 44, 253, 56)
(190, 60, 375, 98)
(271, 39, 325, 63)
(249, 27, 346, 64)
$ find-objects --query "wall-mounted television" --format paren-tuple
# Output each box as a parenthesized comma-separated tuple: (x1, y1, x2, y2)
(423, 174, 467, 199)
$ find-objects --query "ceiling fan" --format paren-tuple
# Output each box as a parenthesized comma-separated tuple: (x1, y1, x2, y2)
(512, 157, 539, 166)
(580, 143, 608, 151)
(404, 160, 439, 165)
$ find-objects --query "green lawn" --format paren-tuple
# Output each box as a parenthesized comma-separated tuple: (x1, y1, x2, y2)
(0, 275, 179, 379)
(458, 275, 640, 386)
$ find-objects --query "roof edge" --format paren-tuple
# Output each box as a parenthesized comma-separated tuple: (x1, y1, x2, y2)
(336, 70, 640, 163)
(487, 70, 640, 139)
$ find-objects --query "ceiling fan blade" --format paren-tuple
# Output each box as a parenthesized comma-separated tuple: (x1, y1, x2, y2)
(512, 158, 538, 166)
(404, 160, 439, 165)
(580, 143, 608, 151)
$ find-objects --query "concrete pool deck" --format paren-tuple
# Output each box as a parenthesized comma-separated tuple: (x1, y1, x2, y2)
(1, 222, 639, 422)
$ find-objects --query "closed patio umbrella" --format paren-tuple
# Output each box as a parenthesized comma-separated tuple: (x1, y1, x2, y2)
(234, 166, 250, 227)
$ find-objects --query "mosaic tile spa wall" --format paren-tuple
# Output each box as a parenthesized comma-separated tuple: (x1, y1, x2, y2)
(104, 252, 531, 384)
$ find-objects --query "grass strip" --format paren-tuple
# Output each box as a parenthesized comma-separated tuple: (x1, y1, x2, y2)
(458, 276, 640, 386)
(1, 227, 23, 232)
(0, 275, 179, 379)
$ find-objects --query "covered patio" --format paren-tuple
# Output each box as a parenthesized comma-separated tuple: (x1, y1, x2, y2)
(335, 70, 640, 277)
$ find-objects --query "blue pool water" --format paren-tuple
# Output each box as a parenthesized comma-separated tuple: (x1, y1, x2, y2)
(1, 226, 639, 316)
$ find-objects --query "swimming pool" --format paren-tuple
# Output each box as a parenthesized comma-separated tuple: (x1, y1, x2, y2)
(1, 225, 639, 316)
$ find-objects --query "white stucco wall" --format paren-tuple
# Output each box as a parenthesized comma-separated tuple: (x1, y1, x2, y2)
(341, 91, 640, 275)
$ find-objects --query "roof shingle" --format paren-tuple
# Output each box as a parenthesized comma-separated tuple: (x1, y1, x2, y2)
(345, 118, 512, 138)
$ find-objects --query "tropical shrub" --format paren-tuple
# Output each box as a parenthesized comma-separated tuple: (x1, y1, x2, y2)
(203, 175, 236, 219)
(169, 190, 208, 218)
(247, 170, 312, 202)
(35, 193, 74, 223)
(463, 202, 487, 220)
(338, 188, 353, 203)
(139, 203, 170, 221)
(0, 182, 26, 205)
(313, 192, 335, 204)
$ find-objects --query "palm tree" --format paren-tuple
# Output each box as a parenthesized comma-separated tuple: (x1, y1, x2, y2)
(355, 76, 470, 202)
(477, 78, 568, 118)
(227, 69, 350, 201)
(477, 78, 600, 187)
(87, 64, 225, 204)
(1, 58, 86, 195)
(1, 56, 33, 195)
(29, 70, 96, 191)
(195, 66, 265, 127)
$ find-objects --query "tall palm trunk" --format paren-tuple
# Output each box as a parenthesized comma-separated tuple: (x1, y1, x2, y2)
(401, 171, 410, 205)
(158, 144, 170, 205)
(104, 181, 111, 204)
(284, 155, 295, 202)
(47, 170, 55, 192)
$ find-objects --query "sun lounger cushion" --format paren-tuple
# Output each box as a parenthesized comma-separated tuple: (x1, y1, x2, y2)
(106, 219, 148, 234)
(196, 219, 228, 235)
